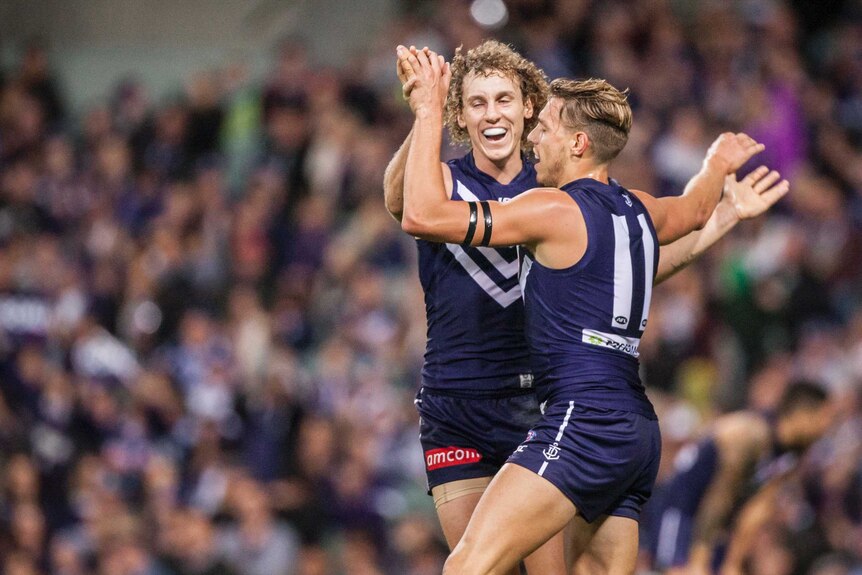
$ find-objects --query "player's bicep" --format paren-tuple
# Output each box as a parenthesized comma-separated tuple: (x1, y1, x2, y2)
(634, 192, 702, 245)
(474, 189, 568, 248)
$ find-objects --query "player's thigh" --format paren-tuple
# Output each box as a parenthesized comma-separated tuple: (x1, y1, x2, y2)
(445, 463, 576, 575)
(564, 514, 601, 570)
(523, 528, 568, 575)
(571, 515, 639, 575)
(434, 477, 569, 575)
(433, 477, 492, 550)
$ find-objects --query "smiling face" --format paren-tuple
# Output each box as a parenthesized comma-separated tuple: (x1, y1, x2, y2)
(527, 97, 571, 187)
(458, 71, 533, 170)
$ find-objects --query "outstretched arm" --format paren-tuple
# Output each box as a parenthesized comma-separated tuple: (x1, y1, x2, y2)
(634, 133, 766, 245)
(655, 166, 789, 283)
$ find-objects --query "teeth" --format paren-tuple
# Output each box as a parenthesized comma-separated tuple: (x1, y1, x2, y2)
(483, 128, 506, 137)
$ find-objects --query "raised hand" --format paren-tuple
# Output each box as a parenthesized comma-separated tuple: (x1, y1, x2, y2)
(396, 47, 416, 100)
(706, 132, 766, 174)
(723, 165, 790, 220)
(396, 45, 451, 116)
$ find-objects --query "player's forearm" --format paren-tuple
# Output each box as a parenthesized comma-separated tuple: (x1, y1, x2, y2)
(655, 200, 738, 283)
(678, 155, 729, 232)
(383, 128, 413, 222)
(402, 112, 465, 243)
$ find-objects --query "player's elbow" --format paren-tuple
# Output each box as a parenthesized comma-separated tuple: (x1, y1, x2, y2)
(692, 207, 711, 230)
(384, 199, 403, 223)
(400, 211, 430, 237)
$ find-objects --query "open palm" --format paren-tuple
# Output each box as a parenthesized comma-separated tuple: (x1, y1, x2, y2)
(723, 166, 790, 220)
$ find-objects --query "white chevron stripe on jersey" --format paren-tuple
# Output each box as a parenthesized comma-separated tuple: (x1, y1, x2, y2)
(446, 243, 522, 307)
(519, 251, 533, 298)
(455, 180, 481, 202)
(446, 180, 521, 308)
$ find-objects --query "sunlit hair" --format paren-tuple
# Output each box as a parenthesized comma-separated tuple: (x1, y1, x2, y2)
(445, 40, 548, 148)
(548, 78, 632, 163)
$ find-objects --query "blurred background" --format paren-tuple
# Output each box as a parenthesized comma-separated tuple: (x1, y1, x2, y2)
(0, 0, 861, 574)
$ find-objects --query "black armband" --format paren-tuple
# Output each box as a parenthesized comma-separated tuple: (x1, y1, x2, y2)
(479, 200, 493, 247)
(463, 202, 478, 245)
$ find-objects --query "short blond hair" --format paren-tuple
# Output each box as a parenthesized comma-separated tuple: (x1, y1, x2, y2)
(445, 40, 548, 148)
(549, 78, 632, 163)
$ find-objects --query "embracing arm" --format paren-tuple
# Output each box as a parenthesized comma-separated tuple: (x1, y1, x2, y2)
(655, 165, 789, 283)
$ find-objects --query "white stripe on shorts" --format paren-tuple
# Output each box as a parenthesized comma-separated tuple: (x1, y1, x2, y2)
(539, 402, 576, 477)
(556, 401, 576, 441)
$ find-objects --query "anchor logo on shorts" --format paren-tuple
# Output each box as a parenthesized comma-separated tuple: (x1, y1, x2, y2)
(543, 442, 561, 460)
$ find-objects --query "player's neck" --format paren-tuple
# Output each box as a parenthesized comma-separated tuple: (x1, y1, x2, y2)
(473, 151, 523, 185)
(556, 161, 609, 188)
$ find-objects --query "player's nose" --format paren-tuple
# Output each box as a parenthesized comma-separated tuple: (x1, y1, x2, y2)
(484, 102, 502, 121)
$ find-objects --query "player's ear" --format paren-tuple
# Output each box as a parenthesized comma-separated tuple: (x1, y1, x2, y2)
(571, 131, 589, 157)
(523, 97, 534, 119)
(457, 110, 466, 129)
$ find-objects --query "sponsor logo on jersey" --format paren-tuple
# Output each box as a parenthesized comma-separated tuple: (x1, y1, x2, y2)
(543, 442, 561, 460)
(581, 329, 640, 357)
(622, 193, 633, 207)
(519, 373, 534, 388)
(424, 447, 483, 470)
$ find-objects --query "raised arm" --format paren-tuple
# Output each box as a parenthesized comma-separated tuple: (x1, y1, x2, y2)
(655, 166, 789, 283)
(634, 133, 766, 245)
(384, 49, 454, 222)
(383, 128, 412, 222)
(400, 46, 571, 251)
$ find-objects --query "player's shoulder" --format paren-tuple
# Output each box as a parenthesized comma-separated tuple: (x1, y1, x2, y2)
(515, 187, 578, 208)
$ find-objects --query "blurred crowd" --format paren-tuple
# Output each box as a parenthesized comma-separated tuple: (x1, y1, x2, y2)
(0, 0, 861, 573)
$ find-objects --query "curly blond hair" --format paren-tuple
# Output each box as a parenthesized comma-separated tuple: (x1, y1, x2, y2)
(444, 40, 548, 148)
(548, 78, 632, 163)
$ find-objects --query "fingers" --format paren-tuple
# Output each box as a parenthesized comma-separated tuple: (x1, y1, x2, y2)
(737, 132, 765, 154)
(759, 179, 790, 207)
(399, 45, 423, 77)
(753, 170, 782, 193)
(402, 76, 417, 99)
(397, 55, 413, 84)
(414, 46, 432, 69)
(428, 48, 441, 76)
(742, 165, 770, 185)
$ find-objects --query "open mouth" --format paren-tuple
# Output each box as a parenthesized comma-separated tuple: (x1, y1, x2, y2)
(482, 127, 507, 143)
